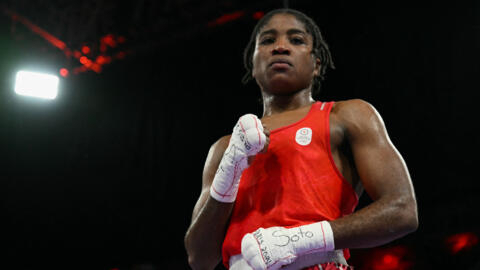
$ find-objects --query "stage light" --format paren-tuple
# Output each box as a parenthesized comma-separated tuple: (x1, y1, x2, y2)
(15, 70, 59, 100)
(446, 232, 479, 254)
(81, 45, 91, 54)
(59, 68, 69, 77)
(79, 56, 88, 64)
(208, 11, 245, 27)
(253, 11, 264, 20)
(381, 253, 400, 269)
(95, 55, 108, 65)
(73, 50, 82, 59)
(102, 34, 117, 47)
(91, 64, 102, 73)
(361, 245, 413, 270)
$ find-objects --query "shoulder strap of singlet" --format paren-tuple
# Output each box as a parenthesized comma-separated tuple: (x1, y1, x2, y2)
(318, 101, 334, 112)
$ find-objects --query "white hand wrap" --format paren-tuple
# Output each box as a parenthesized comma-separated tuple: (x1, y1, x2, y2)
(241, 221, 335, 270)
(210, 114, 266, 203)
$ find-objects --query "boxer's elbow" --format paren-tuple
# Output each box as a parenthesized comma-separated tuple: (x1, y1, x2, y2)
(394, 195, 419, 235)
(186, 254, 203, 270)
(187, 253, 217, 270)
(185, 234, 218, 270)
(405, 204, 419, 233)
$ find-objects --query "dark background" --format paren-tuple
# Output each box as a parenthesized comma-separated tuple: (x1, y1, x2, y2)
(0, 0, 479, 269)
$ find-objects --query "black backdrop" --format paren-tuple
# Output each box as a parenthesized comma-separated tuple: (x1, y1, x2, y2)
(0, 1, 479, 269)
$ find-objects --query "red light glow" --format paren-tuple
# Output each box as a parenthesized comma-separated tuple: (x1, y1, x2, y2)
(100, 43, 108, 53)
(72, 50, 81, 59)
(91, 63, 102, 73)
(446, 232, 479, 254)
(81, 46, 91, 54)
(117, 36, 126, 43)
(102, 34, 117, 47)
(59, 68, 69, 77)
(84, 59, 93, 68)
(6, 9, 127, 76)
(64, 49, 72, 58)
(253, 11, 264, 20)
(95, 55, 112, 65)
(79, 56, 88, 65)
(208, 11, 245, 27)
(16, 16, 66, 50)
(73, 66, 87, 74)
(359, 246, 413, 270)
(382, 254, 399, 268)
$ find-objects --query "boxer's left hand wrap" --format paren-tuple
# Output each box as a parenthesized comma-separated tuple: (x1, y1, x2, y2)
(210, 114, 266, 203)
(241, 221, 335, 270)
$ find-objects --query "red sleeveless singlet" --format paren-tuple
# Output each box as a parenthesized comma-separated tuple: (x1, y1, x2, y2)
(221, 101, 359, 268)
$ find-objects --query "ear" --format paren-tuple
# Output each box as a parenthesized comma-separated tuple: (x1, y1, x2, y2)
(313, 57, 321, 77)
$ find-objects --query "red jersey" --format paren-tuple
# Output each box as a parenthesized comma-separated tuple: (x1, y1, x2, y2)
(222, 101, 359, 268)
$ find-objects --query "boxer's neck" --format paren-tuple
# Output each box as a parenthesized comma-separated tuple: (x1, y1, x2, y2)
(261, 88, 315, 117)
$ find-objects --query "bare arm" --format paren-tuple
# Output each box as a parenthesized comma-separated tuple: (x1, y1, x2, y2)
(185, 114, 270, 270)
(330, 99, 418, 249)
(184, 136, 234, 270)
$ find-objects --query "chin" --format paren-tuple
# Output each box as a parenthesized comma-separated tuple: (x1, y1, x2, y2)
(265, 79, 309, 96)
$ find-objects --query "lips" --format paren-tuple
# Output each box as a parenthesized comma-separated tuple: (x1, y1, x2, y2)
(268, 59, 292, 72)
(269, 58, 292, 66)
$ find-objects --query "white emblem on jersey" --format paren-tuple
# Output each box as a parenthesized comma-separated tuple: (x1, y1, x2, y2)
(295, 127, 312, 146)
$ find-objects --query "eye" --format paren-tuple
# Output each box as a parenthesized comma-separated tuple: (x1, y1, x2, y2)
(291, 37, 305, 45)
(260, 38, 275, 45)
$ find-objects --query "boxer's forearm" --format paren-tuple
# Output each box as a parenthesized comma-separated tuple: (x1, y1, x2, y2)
(185, 196, 234, 270)
(186, 114, 268, 270)
(330, 195, 418, 249)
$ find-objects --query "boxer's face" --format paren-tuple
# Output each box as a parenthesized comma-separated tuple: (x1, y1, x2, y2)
(252, 13, 320, 95)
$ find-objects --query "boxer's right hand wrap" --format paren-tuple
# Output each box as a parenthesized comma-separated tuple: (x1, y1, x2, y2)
(210, 114, 266, 203)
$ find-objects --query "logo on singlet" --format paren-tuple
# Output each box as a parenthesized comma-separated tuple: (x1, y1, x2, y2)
(295, 127, 312, 146)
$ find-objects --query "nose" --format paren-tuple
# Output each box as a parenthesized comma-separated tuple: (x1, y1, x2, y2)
(272, 38, 290, 55)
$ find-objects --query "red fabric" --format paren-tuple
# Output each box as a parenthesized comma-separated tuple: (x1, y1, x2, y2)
(221, 101, 359, 268)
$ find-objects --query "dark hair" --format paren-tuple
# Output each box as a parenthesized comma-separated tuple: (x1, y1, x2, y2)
(242, 8, 335, 97)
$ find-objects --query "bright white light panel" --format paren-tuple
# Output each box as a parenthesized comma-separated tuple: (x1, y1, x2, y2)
(15, 70, 59, 100)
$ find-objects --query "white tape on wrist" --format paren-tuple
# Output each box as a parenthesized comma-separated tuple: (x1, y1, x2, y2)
(293, 221, 335, 255)
(210, 114, 265, 203)
(241, 221, 335, 270)
(209, 142, 248, 203)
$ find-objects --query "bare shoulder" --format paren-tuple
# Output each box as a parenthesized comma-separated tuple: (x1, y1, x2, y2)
(332, 99, 380, 121)
(331, 99, 386, 141)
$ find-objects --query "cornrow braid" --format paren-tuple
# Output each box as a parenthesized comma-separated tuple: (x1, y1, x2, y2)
(242, 8, 335, 97)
